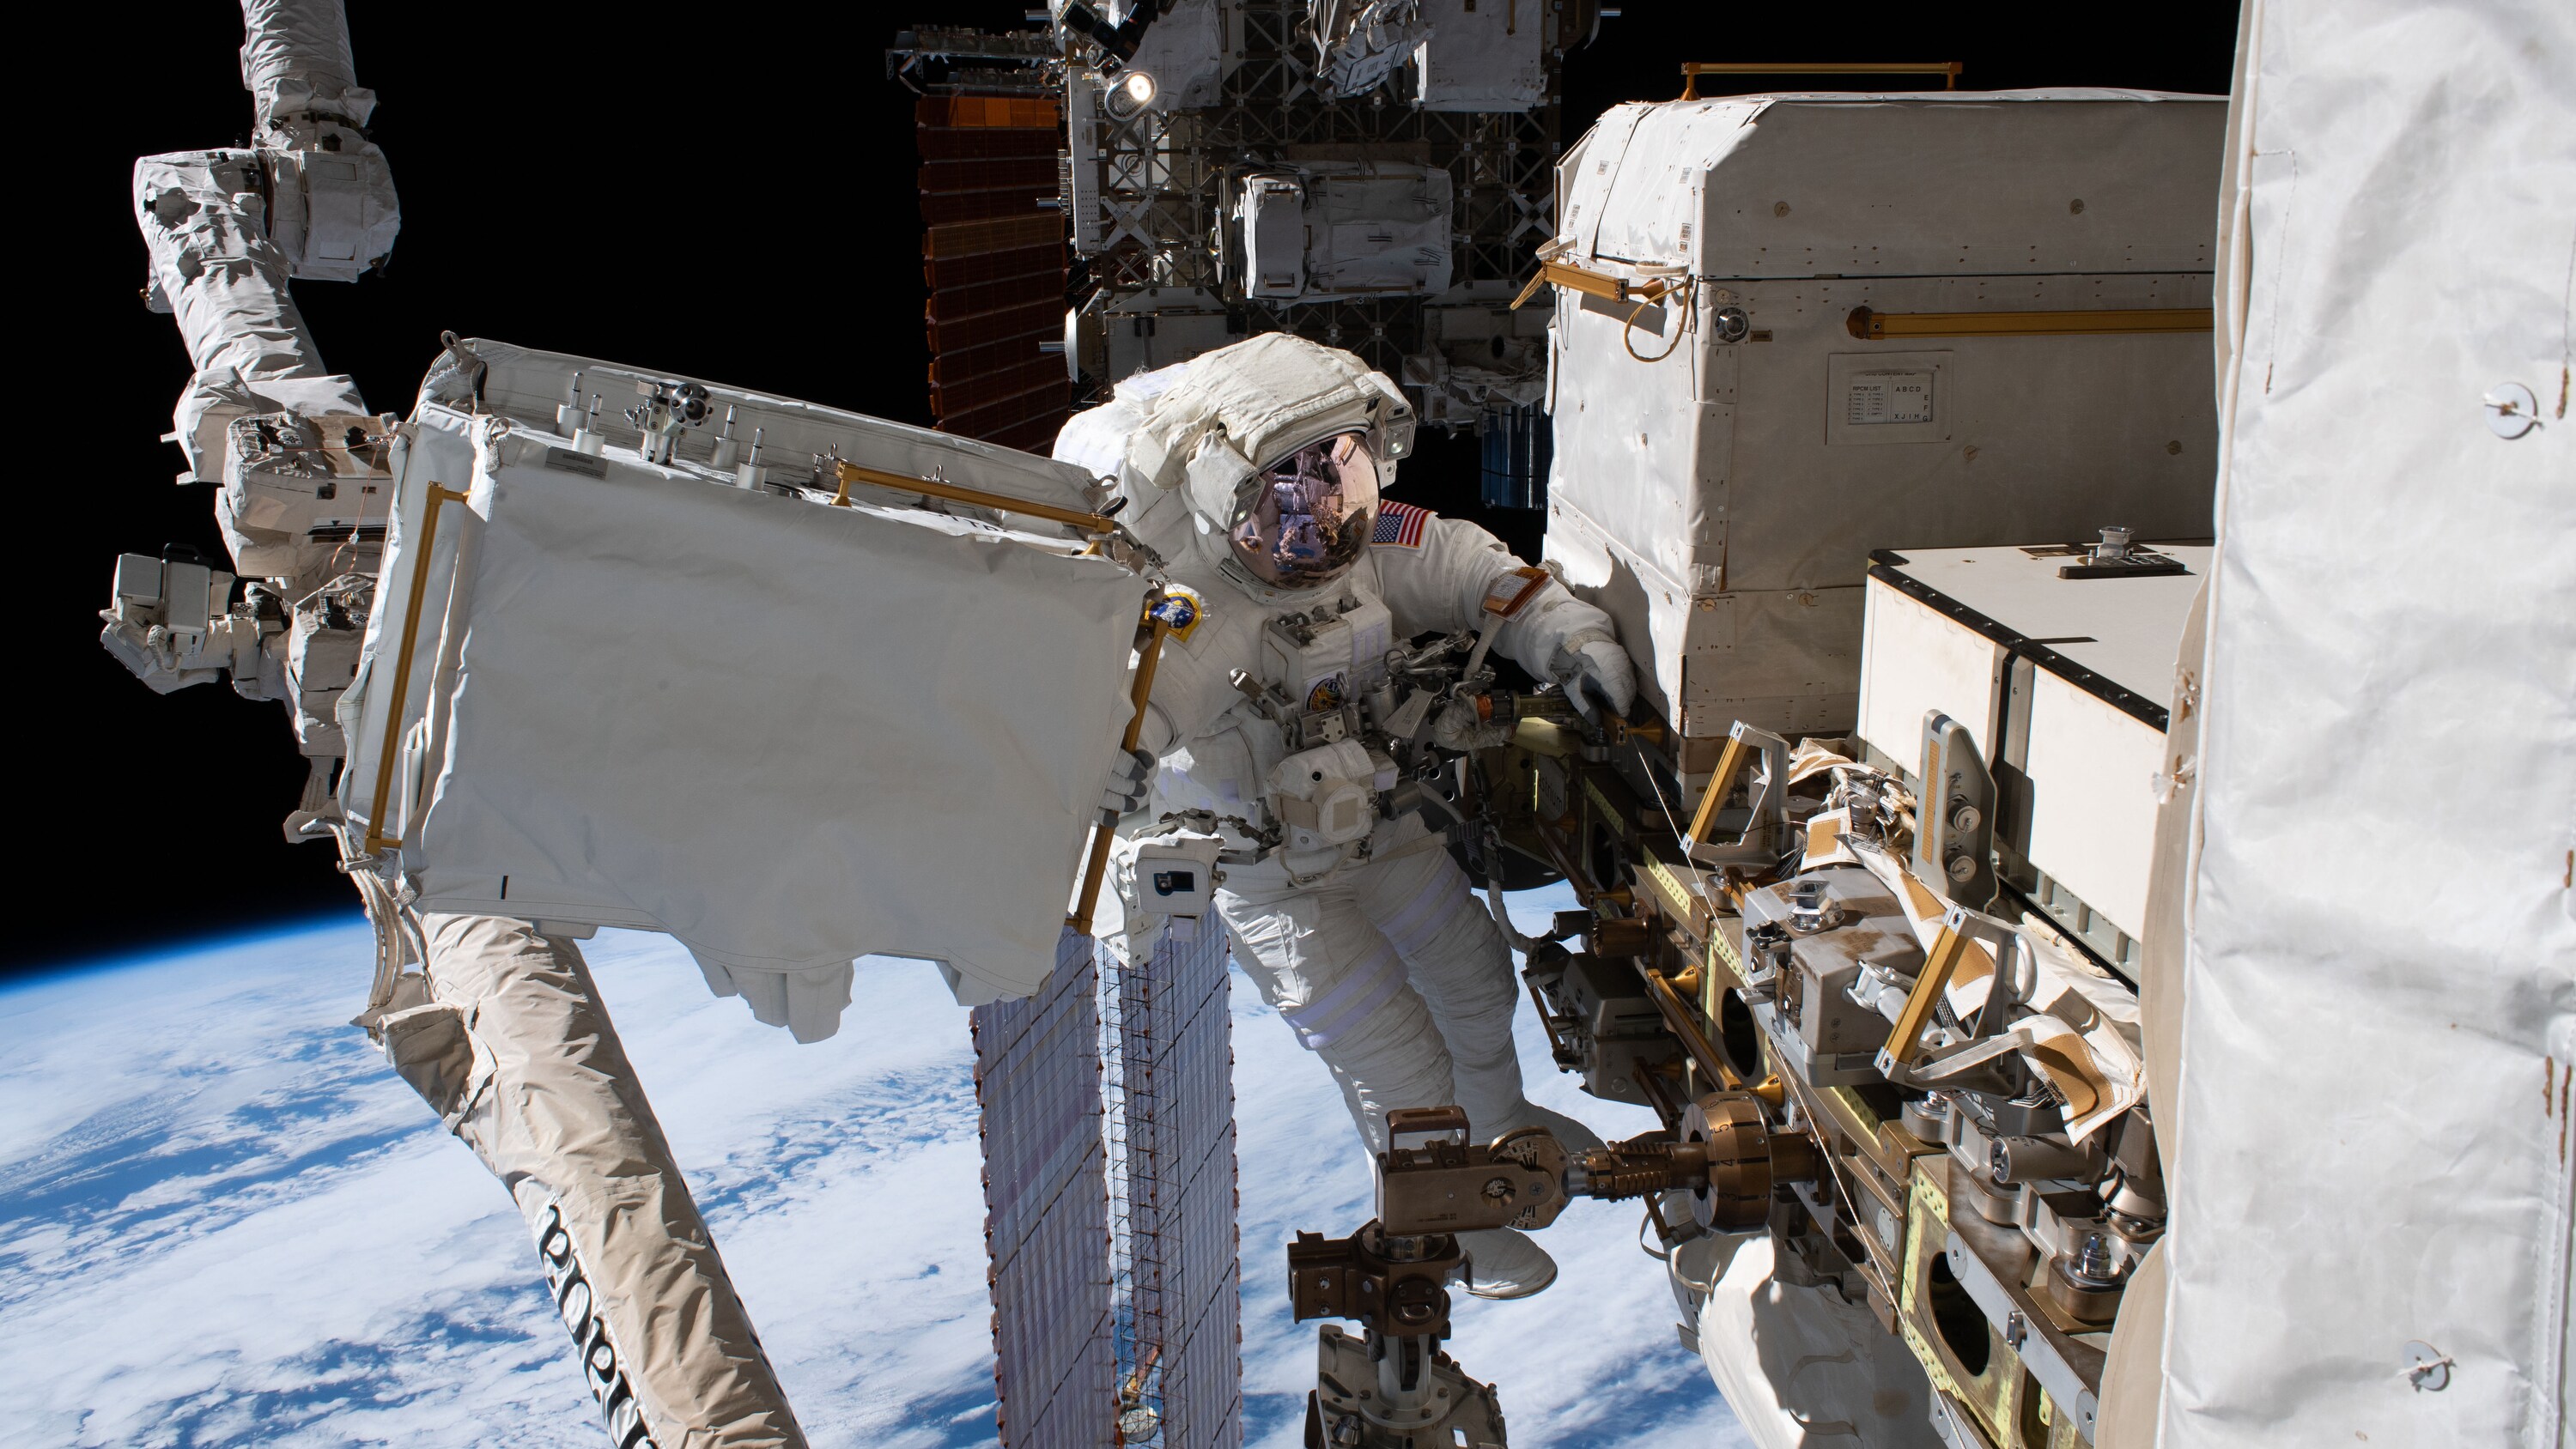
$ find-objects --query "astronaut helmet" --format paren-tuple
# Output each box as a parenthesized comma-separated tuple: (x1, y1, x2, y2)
(1225, 429, 1380, 589)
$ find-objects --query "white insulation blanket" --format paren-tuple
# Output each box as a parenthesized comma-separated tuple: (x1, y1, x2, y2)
(2166, 1, 2576, 1445)
(351, 411, 1145, 1021)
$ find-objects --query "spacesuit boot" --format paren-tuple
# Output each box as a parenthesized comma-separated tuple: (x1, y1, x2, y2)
(1456, 1228, 1559, 1299)
(379, 914, 807, 1449)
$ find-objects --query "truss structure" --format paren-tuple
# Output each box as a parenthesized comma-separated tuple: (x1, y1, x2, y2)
(896, 1, 1583, 494)
(1078, 0, 1567, 384)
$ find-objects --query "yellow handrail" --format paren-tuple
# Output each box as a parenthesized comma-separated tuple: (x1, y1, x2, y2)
(1510, 258, 1681, 312)
(1069, 612, 1171, 936)
(1681, 735, 1752, 853)
(833, 460, 1116, 533)
(364, 482, 472, 853)
(1847, 306, 2215, 339)
(1880, 924, 1972, 1074)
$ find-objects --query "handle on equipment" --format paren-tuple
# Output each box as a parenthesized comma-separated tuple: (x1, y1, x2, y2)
(1069, 609, 1171, 937)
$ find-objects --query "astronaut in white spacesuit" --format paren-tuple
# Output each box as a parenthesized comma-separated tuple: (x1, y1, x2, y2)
(1059, 333, 1637, 1297)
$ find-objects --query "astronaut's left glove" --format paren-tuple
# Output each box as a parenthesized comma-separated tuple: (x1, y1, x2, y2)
(1554, 629, 1637, 724)
(1100, 746, 1157, 826)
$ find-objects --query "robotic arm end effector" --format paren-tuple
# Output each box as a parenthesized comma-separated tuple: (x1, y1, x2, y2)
(1286, 1098, 1818, 1449)
(98, 549, 275, 699)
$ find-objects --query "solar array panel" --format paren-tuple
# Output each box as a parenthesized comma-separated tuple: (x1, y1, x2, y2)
(974, 929, 1115, 1449)
(1108, 926, 1243, 1449)
(914, 94, 1072, 452)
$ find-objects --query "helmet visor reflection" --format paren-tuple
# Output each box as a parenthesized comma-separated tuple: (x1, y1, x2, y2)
(1230, 432, 1380, 587)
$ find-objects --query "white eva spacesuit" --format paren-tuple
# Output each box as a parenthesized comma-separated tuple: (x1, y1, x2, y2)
(1058, 334, 1637, 1296)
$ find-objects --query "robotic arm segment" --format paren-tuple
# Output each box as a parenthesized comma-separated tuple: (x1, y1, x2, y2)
(240, 0, 373, 135)
(113, 0, 395, 703)
(134, 149, 370, 484)
(239, 0, 401, 282)
(1286, 1096, 1818, 1449)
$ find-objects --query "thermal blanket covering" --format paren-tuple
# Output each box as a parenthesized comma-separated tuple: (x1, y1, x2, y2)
(385, 915, 807, 1448)
(348, 409, 1145, 1023)
(2166, 2, 2576, 1446)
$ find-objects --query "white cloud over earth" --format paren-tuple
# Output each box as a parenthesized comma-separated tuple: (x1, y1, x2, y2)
(0, 893, 1741, 1449)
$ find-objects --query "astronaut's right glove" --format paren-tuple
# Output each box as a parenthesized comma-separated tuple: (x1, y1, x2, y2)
(1100, 746, 1157, 826)
(1431, 697, 1515, 752)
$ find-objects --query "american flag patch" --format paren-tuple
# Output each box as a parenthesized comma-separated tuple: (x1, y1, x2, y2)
(1372, 500, 1430, 548)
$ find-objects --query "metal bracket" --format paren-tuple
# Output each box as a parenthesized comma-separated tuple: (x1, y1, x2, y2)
(1680, 721, 1792, 866)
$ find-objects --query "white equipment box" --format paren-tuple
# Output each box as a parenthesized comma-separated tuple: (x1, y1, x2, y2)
(1857, 541, 2207, 975)
(341, 342, 1146, 1009)
(1541, 92, 2226, 745)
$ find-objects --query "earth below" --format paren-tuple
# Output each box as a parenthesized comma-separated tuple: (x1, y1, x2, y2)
(0, 885, 1744, 1449)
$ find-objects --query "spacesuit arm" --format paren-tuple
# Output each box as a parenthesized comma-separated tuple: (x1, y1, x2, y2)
(1374, 512, 1636, 716)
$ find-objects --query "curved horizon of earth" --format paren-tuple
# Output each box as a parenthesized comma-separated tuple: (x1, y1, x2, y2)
(0, 886, 1747, 1449)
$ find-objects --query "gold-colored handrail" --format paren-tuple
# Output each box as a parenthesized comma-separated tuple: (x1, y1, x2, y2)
(1510, 258, 1681, 311)
(364, 483, 472, 853)
(1068, 612, 1171, 937)
(1847, 306, 2215, 339)
(1681, 61, 1961, 100)
(1643, 965, 1741, 1091)
(833, 460, 1116, 533)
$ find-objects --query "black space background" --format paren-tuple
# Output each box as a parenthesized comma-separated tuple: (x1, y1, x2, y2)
(12, 1, 2239, 979)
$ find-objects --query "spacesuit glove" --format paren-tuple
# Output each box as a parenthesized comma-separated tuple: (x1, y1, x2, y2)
(1101, 746, 1156, 824)
(1554, 630, 1637, 723)
(1431, 697, 1513, 752)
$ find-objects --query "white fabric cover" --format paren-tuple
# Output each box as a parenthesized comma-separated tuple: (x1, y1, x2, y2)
(1299, 165, 1455, 299)
(1411, 0, 1545, 112)
(239, 0, 376, 129)
(460, 338, 1100, 524)
(386, 915, 806, 1447)
(1540, 92, 2223, 738)
(132, 149, 368, 483)
(355, 410, 1145, 1020)
(2166, 3, 2576, 1446)
(1127, 0, 1228, 111)
(1683, 1234, 1941, 1449)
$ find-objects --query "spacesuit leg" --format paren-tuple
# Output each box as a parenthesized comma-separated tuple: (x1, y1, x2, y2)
(1217, 871, 1563, 1298)
(1349, 846, 1602, 1155)
(1216, 875, 1456, 1155)
(384, 914, 806, 1449)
